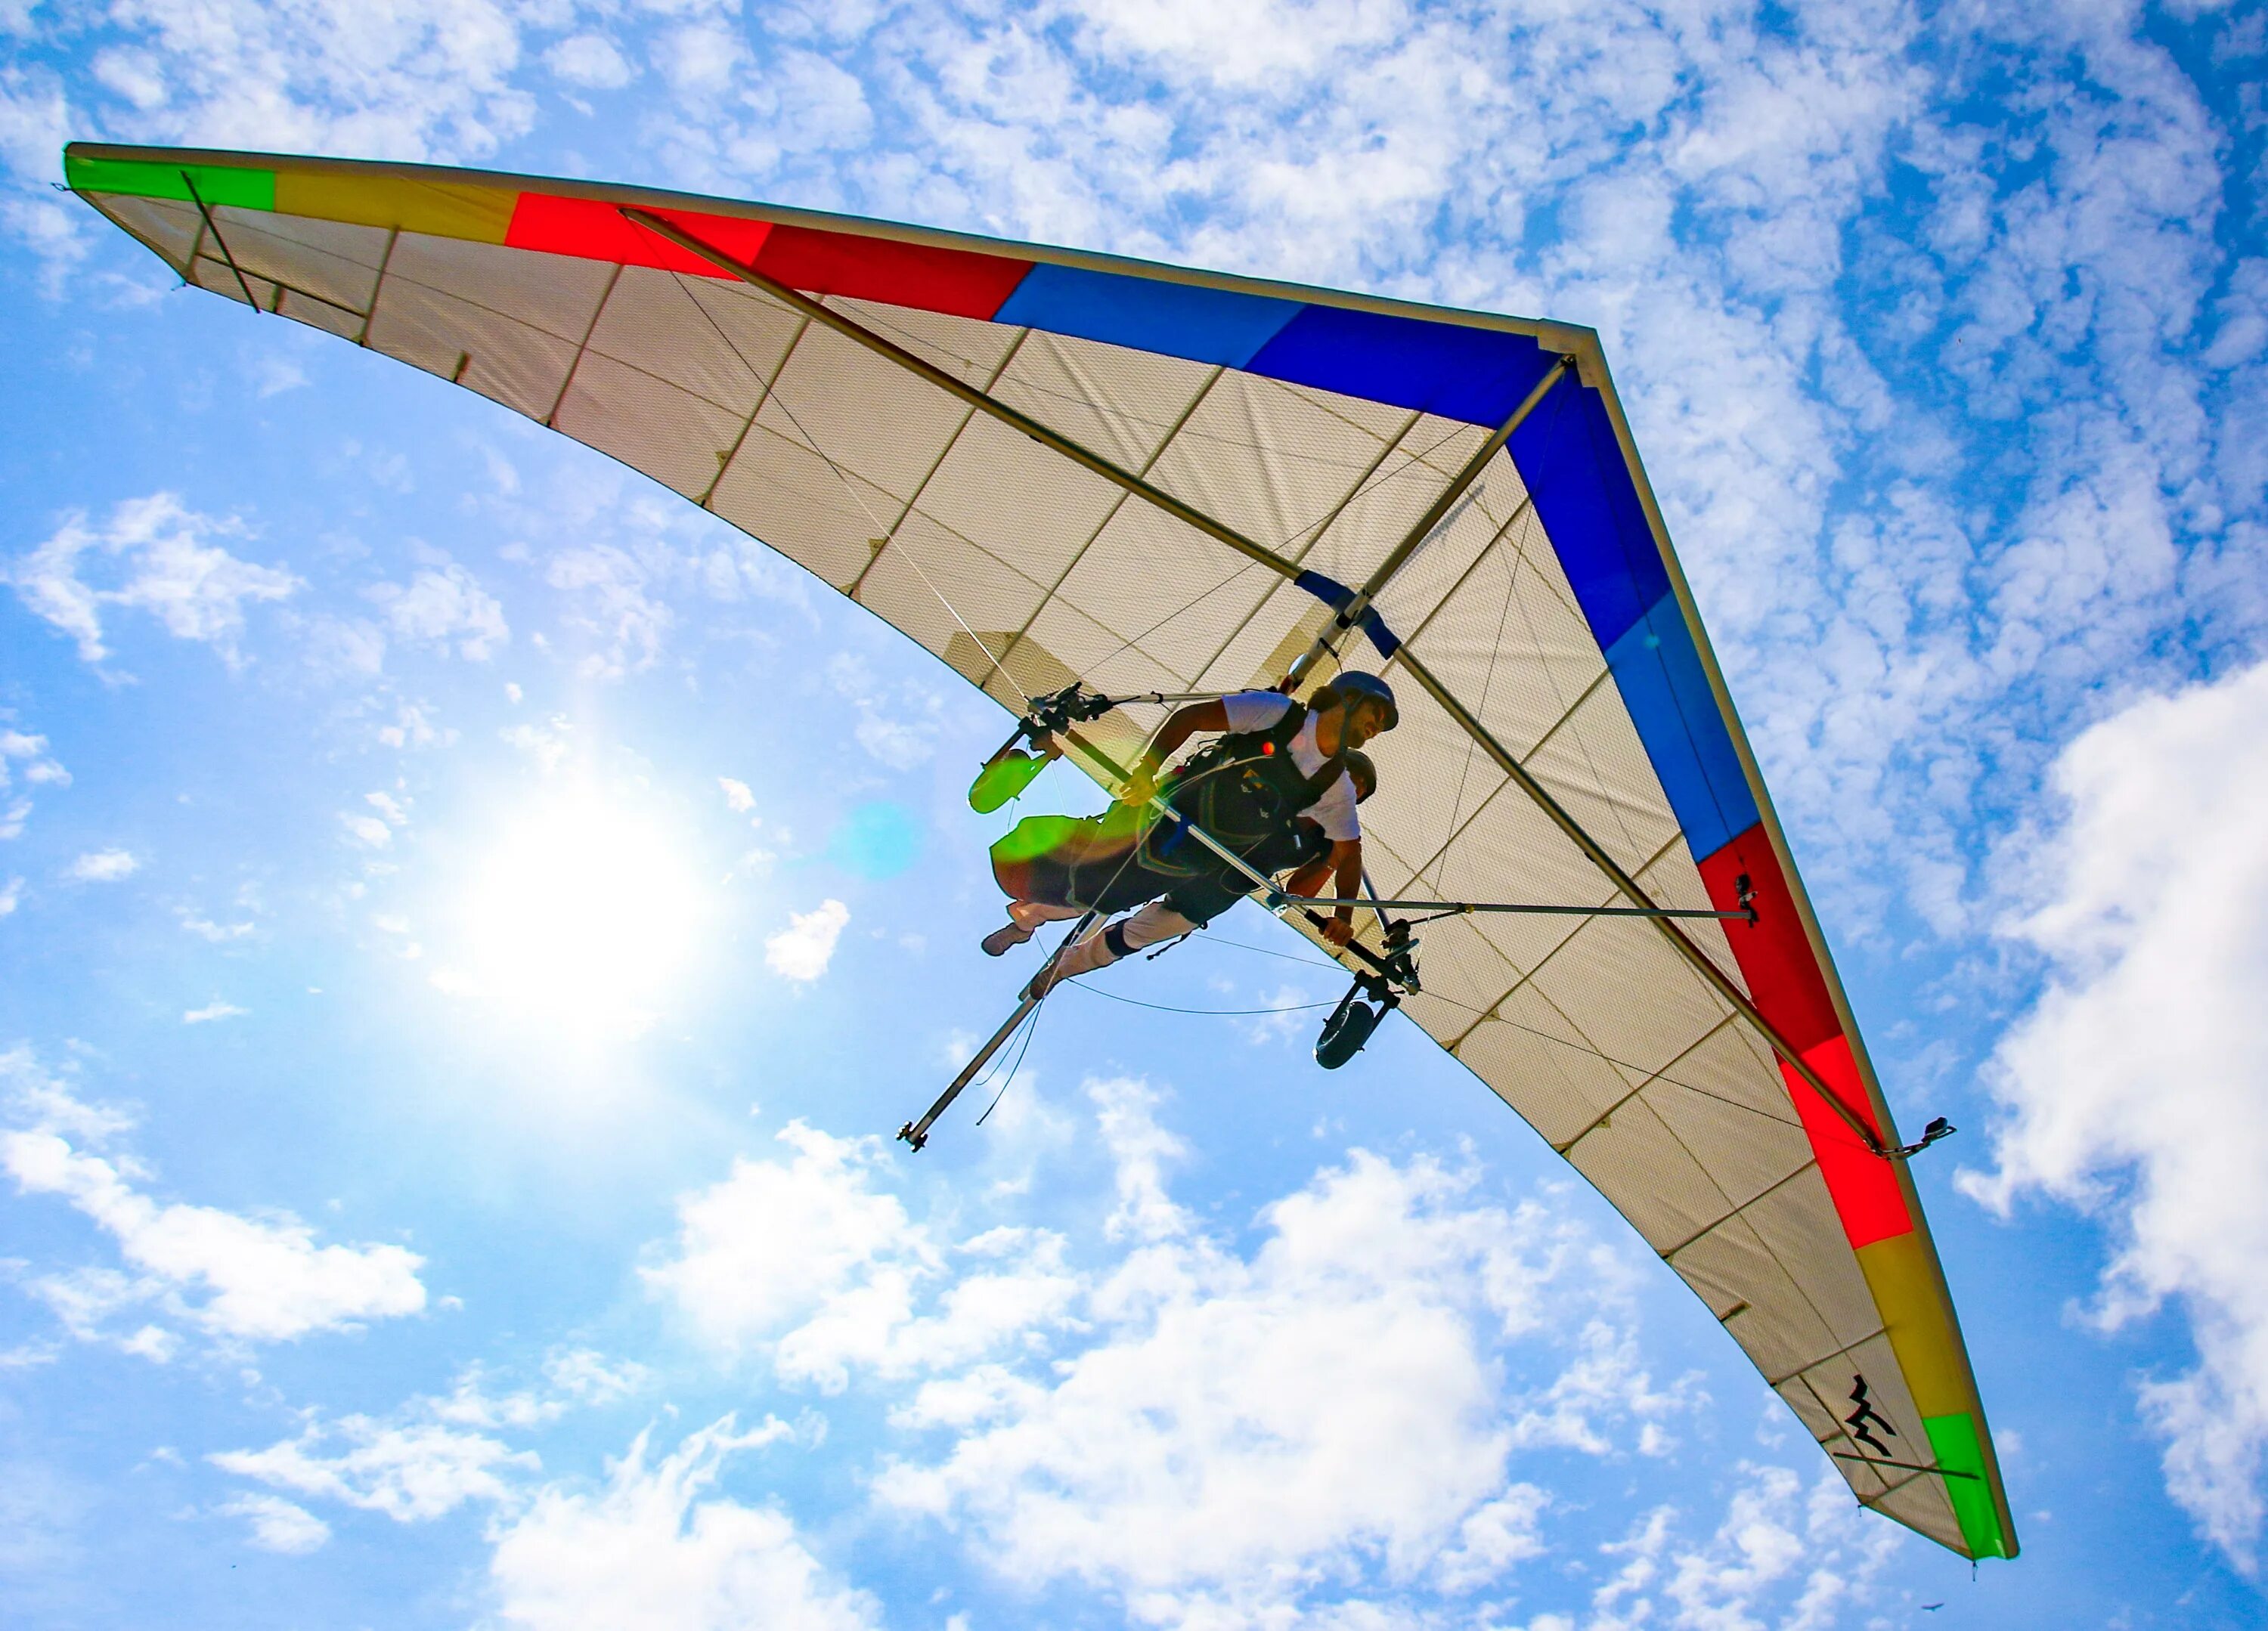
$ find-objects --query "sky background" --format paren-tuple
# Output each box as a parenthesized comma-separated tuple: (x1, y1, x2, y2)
(2, 2, 2266, 1627)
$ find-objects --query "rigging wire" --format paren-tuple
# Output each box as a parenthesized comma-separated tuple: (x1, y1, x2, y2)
(1410, 983, 1820, 1139)
(1181, 925, 1830, 1144)
(1059, 982, 1337, 1017)
(1193, 930, 1344, 970)
(760, 370, 1035, 707)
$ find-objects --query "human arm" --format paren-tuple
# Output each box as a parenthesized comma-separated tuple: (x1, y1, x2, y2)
(1119, 700, 1229, 803)
(1318, 837, 1363, 946)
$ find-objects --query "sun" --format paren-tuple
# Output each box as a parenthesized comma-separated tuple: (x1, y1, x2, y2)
(447, 784, 708, 1041)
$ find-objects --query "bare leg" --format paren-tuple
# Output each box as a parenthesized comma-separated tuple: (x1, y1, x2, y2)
(1010, 899, 1086, 930)
(1030, 902, 1198, 995)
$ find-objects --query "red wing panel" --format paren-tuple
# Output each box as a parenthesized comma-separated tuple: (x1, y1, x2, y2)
(754, 224, 1031, 318)
(505, 193, 774, 278)
(1785, 1035, 1914, 1249)
(1700, 825, 1842, 1054)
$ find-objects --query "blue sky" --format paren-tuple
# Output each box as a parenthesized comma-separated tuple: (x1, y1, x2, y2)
(3, 2, 2266, 1626)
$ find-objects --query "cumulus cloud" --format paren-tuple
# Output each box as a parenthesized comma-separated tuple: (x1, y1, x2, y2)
(0, 723, 67, 847)
(67, 849, 138, 882)
(764, 899, 849, 982)
(826, 654, 940, 771)
(546, 33, 635, 91)
(876, 1086, 1661, 1623)
(5, 495, 297, 667)
(214, 1416, 532, 1524)
(1525, 1465, 1900, 1631)
(648, 1082, 1684, 1622)
(181, 1001, 246, 1024)
(1963, 661, 2268, 1564)
(339, 813, 392, 850)
(220, 1493, 330, 1555)
(0, 1048, 426, 1349)
(0, 727, 67, 793)
(214, 1351, 655, 1530)
(643, 1121, 934, 1375)
(486, 1416, 875, 1631)
(717, 776, 755, 815)
(367, 562, 510, 660)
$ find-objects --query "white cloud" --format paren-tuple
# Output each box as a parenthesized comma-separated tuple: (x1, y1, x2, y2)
(0, 727, 67, 793)
(1527, 1466, 1899, 1631)
(378, 701, 451, 751)
(877, 1146, 1552, 1617)
(826, 654, 939, 770)
(1963, 660, 2268, 1564)
(368, 562, 510, 660)
(1, 0, 540, 280)
(547, 33, 635, 91)
(764, 899, 849, 982)
(215, 1416, 531, 1524)
(765, 1079, 1662, 1624)
(221, 1493, 330, 1555)
(67, 849, 138, 882)
(366, 791, 409, 826)
(547, 545, 671, 677)
(1432, 1484, 1548, 1595)
(6, 495, 297, 667)
(180, 911, 254, 941)
(1, 1049, 426, 1348)
(215, 1351, 655, 1531)
(543, 1348, 652, 1408)
(0, 877, 20, 916)
(645, 1081, 1685, 1625)
(181, 1001, 246, 1024)
(248, 351, 307, 399)
(717, 776, 755, 815)
(340, 813, 392, 850)
(644, 1122, 931, 1368)
(485, 1417, 878, 1631)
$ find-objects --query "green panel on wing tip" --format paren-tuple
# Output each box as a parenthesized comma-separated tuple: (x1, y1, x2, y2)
(64, 153, 275, 211)
(1924, 1413, 2012, 1559)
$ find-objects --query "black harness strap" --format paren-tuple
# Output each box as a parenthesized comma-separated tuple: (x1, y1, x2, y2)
(1144, 700, 1347, 877)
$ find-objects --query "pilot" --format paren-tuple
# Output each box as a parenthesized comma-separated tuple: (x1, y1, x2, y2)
(982, 674, 1397, 992)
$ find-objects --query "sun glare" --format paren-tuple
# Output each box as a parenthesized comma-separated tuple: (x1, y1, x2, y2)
(450, 786, 708, 1041)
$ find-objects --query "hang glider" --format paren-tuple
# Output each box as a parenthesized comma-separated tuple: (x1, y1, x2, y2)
(64, 141, 2016, 1563)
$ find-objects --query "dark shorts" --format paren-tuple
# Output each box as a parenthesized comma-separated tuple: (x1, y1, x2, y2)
(990, 811, 1328, 927)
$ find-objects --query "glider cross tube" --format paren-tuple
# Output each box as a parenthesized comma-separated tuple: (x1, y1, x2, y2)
(621, 206, 1888, 1160)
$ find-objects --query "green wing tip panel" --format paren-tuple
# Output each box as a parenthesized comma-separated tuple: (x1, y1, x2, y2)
(65, 139, 2018, 1561)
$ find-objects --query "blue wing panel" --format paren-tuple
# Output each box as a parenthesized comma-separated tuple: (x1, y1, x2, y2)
(992, 263, 1303, 368)
(1242, 305, 1557, 426)
(1601, 593, 1758, 862)
(1512, 382, 1669, 652)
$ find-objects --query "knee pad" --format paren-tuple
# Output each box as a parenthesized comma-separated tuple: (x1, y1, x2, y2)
(1102, 921, 1136, 961)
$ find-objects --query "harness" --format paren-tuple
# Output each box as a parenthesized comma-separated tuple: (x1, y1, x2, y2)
(1142, 701, 1347, 881)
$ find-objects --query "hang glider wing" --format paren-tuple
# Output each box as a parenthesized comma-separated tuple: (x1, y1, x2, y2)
(64, 142, 2016, 1561)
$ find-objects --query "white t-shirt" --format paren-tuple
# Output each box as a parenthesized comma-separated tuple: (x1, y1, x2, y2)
(1218, 692, 1360, 843)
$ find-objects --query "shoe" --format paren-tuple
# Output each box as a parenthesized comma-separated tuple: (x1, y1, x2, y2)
(981, 921, 1033, 957)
